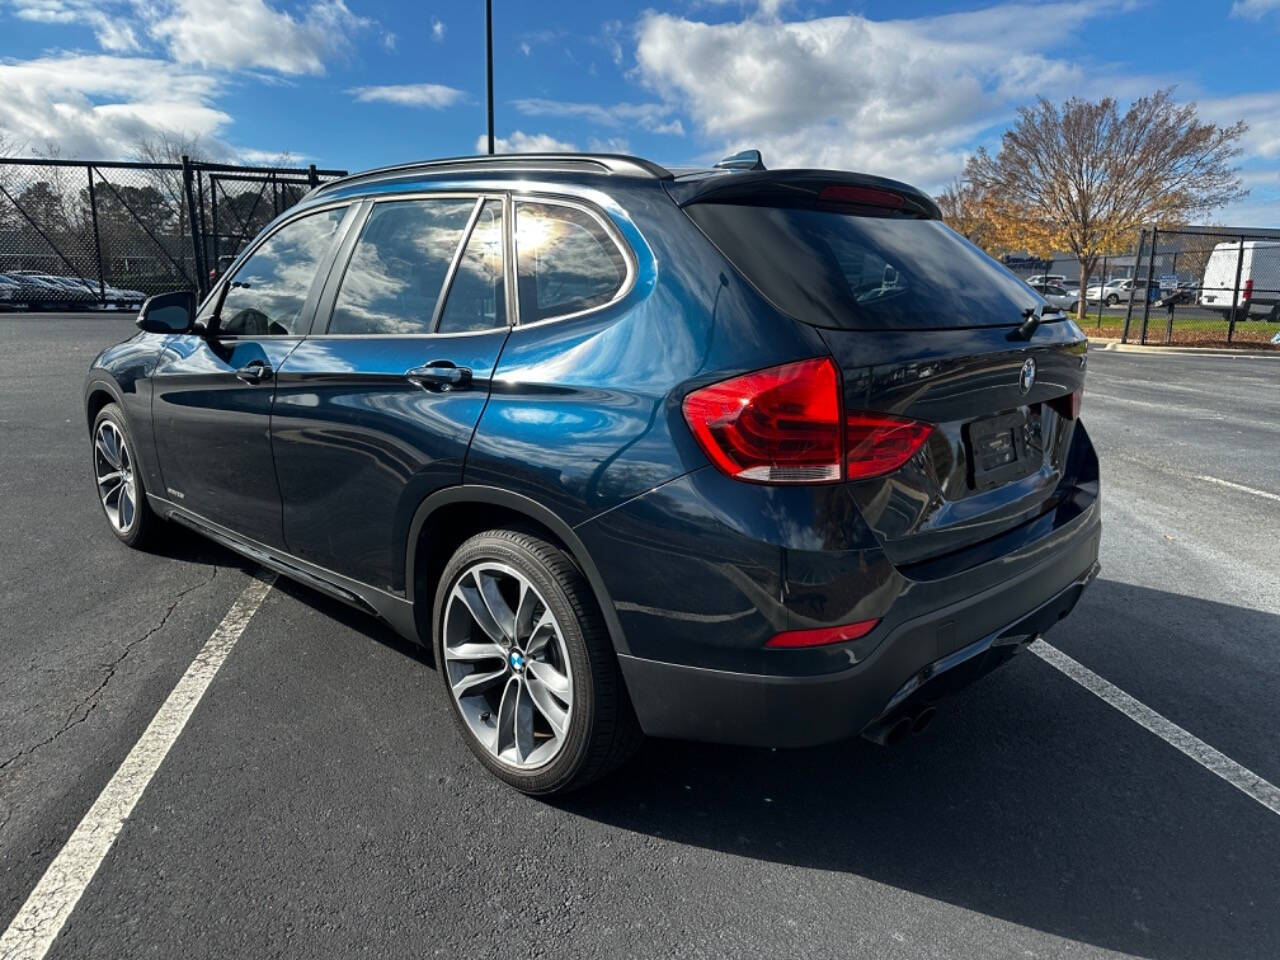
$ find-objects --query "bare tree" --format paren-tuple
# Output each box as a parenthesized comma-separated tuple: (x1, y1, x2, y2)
(130, 131, 212, 251)
(965, 89, 1248, 319)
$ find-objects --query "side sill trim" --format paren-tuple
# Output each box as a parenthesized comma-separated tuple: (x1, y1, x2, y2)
(147, 495, 418, 642)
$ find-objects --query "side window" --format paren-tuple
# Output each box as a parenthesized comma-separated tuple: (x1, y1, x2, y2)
(218, 207, 346, 336)
(515, 201, 627, 323)
(328, 198, 477, 335)
(437, 199, 506, 333)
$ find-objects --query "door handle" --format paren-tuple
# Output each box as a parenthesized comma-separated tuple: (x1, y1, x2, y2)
(406, 362, 472, 391)
(235, 359, 273, 384)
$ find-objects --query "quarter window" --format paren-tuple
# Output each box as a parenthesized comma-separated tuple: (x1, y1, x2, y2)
(328, 198, 477, 335)
(515, 201, 627, 323)
(437, 199, 506, 333)
(218, 207, 346, 336)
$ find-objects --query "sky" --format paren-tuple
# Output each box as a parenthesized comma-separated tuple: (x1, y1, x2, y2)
(1, 0, 1279, 225)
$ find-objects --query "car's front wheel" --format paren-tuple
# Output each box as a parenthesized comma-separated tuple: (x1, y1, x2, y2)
(91, 403, 155, 547)
(1105, 294, 1119, 306)
(433, 528, 641, 795)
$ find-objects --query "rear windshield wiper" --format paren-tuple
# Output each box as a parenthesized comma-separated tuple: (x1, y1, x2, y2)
(1010, 302, 1064, 341)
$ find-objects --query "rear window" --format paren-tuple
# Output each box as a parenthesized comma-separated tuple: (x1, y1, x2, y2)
(685, 203, 1040, 330)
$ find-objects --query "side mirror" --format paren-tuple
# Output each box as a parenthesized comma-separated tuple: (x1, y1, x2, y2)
(136, 290, 196, 334)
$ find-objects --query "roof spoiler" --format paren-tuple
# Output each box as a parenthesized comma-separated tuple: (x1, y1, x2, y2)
(672, 169, 942, 220)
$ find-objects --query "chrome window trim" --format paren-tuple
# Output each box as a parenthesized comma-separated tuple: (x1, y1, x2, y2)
(431, 197, 487, 331)
(509, 193, 637, 329)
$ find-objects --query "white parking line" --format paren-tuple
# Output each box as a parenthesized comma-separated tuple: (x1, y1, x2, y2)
(1196, 474, 1280, 504)
(1031, 640, 1280, 817)
(0, 572, 275, 960)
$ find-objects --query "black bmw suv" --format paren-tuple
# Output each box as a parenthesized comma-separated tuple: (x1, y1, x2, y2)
(85, 151, 1100, 794)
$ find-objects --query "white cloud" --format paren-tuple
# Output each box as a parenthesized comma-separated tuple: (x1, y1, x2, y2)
(475, 131, 578, 154)
(633, 1, 1153, 189)
(1231, 0, 1280, 19)
(147, 0, 371, 75)
(11, 0, 141, 51)
(348, 83, 466, 108)
(511, 98, 684, 136)
(431, 16, 446, 41)
(587, 136, 631, 153)
(1197, 92, 1280, 160)
(238, 147, 308, 164)
(0, 54, 231, 158)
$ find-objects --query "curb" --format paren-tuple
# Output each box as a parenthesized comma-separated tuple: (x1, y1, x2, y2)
(1088, 338, 1280, 359)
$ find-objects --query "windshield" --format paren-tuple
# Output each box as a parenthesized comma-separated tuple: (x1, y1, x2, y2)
(685, 202, 1040, 330)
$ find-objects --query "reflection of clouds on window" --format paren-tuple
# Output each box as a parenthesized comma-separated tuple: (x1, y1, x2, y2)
(438, 199, 506, 333)
(219, 207, 346, 336)
(516, 202, 626, 323)
(329, 199, 475, 335)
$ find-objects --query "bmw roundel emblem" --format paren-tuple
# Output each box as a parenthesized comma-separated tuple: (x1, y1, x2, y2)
(1019, 357, 1036, 395)
(509, 650, 526, 672)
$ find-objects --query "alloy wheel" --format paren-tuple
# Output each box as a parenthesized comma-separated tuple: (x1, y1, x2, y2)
(442, 562, 574, 770)
(94, 420, 136, 533)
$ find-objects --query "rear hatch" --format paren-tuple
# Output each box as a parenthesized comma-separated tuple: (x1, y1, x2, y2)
(677, 172, 1088, 570)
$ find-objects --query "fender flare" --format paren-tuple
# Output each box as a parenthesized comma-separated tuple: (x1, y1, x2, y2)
(83, 374, 127, 431)
(404, 486, 630, 655)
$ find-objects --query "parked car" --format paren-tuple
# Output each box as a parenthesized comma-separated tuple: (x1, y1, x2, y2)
(0, 273, 29, 310)
(1025, 273, 1073, 291)
(6, 272, 97, 310)
(1198, 240, 1280, 322)
(1166, 281, 1198, 306)
(1086, 277, 1157, 306)
(61, 278, 147, 311)
(84, 151, 1100, 794)
(1037, 283, 1080, 313)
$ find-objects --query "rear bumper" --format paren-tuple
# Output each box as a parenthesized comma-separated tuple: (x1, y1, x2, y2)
(617, 506, 1100, 748)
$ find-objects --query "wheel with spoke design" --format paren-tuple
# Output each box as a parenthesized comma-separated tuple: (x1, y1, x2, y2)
(91, 403, 154, 546)
(434, 529, 642, 794)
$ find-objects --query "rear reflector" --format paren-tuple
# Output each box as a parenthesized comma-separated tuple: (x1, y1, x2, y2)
(766, 619, 880, 649)
(683, 358, 933, 484)
(1050, 387, 1083, 420)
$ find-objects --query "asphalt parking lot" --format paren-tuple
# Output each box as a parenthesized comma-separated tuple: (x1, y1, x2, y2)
(2, 313, 1278, 959)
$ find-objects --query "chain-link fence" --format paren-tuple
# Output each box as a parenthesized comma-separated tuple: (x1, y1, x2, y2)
(1002, 230, 1280, 347)
(0, 157, 345, 311)
(1119, 226, 1280, 346)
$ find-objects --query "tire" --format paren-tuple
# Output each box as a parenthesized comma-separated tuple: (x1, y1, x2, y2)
(90, 403, 155, 548)
(1268, 303, 1280, 324)
(433, 528, 642, 795)
(1068, 301, 1079, 314)
(1105, 294, 1119, 306)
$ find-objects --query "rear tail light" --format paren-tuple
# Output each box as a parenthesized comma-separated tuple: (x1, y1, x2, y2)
(681, 358, 933, 484)
(766, 618, 880, 649)
(844, 414, 935, 481)
(1243, 279, 1254, 302)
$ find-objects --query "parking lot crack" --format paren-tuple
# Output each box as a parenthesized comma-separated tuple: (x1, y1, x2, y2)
(0, 565, 220, 773)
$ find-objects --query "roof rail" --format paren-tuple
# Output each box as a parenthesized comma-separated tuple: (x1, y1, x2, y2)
(312, 152, 673, 195)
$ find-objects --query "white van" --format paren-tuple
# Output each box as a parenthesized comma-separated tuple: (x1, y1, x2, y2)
(1198, 240, 1280, 321)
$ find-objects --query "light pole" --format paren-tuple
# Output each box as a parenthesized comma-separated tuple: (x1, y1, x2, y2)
(485, 0, 495, 155)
